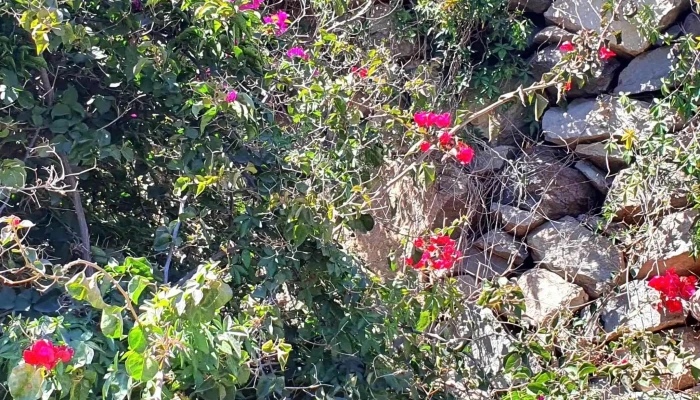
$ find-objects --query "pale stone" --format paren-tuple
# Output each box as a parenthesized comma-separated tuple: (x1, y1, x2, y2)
(614, 47, 675, 95)
(533, 26, 574, 45)
(574, 160, 611, 195)
(636, 209, 700, 279)
(490, 203, 547, 237)
(527, 216, 624, 298)
(517, 268, 589, 325)
(574, 142, 629, 173)
(474, 231, 529, 266)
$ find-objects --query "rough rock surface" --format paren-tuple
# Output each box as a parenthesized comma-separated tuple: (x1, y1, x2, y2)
(368, 2, 418, 58)
(601, 280, 686, 334)
(614, 47, 674, 95)
(684, 13, 700, 36)
(636, 209, 700, 279)
(542, 96, 653, 146)
(544, 0, 689, 56)
(574, 142, 628, 173)
(508, 0, 551, 13)
(474, 231, 528, 266)
(517, 147, 599, 220)
(527, 216, 624, 298)
(606, 162, 692, 222)
(574, 160, 611, 195)
(530, 45, 620, 98)
(455, 246, 511, 282)
(533, 26, 574, 46)
(517, 268, 589, 326)
(491, 203, 547, 237)
(470, 146, 516, 175)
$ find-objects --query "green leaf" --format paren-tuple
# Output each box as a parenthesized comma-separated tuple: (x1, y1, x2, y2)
(668, 361, 684, 375)
(101, 306, 124, 338)
(504, 352, 520, 372)
(127, 276, 148, 303)
(0, 159, 27, 189)
(200, 107, 217, 134)
(128, 326, 148, 353)
(533, 93, 548, 121)
(578, 362, 597, 377)
(65, 271, 87, 300)
(261, 340, 275, 353)
(415, 310, 431, 332)
(125, 352, 158, 382)
(49, 119, 71, 134)
(8, 363, 44, 400)
(52, 103, 71, 118)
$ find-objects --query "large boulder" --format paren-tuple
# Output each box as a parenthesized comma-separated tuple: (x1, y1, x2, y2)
(606, 162, 692, 222)
(574, 142, 629, 173)
(515, 147, 599, 219)
(542, 95, 654, 146)
(516, 268, 589, 326)
(635, 209, 700, 279)
(367, 2, 418, 58)
(454, 246, 511, 282)
(601, 280, 686, 334)
(614, 47, 675, 95)
(508, 0, 551, 13)
(544, 0, 689, 57)
(490, 203, 547, 237)
(530, 45, 620, 98)
(474, 231, 528, 266)
(527, 216, 624, 298)
(683, 12, 700, 36)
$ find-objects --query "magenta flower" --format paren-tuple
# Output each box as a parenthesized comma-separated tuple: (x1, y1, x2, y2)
(239, 0, 263, 10)
(263, 11, 289, 35)
(286, 47, 309, 61)
(226, 90, 237, 103)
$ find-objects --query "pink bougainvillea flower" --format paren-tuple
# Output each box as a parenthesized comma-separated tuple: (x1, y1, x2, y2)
(130, 113, 137, 118)
(599, 47, 616, 60)
(286, 47, 309, 61)
(537, 396, 545, 400)
(433, 112, 451, 128)
(419, 141, 431, 152)
(132, 0, 143, 12)
(413, 237, 424, 248)
(405, 257, 414, 266)
(263, 11, 289, 35)
(226, 90, 238, 103)
(559, 41, 574, 52)
(414, 111, 431, 128)
(438, 131, 453, 147)
(455, 142, 475, 165)
(23, 340, 73, 370)
(239, 0, 263, 10)
(7, 216, 20, 227)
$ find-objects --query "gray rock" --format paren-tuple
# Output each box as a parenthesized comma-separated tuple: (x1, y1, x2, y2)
(527, 216, 624, 298)
(636, 209, 700, 279)
(614, 47, 675, 95)
(470, 146, 516, 175)
(508, 0, 551, 13)
(606, 162, 692, 222)
(601, 280, 686, 335)
(530, 45, 620, 98)
(544, 0, 689, 57)
(574, 160, 611, 195)
(683, 13, 700, 36)
(516, 268, 589, 326)
(533, 26, 574, 46)
(518, 147, 599, 220)
(490, 203, 547, 237)
(455, 246, 512, 282)
(574, 142, 629, 173)
(542, 95, 654, 146)
(367, 2, 418, 58)
(474, 231, 528, 266)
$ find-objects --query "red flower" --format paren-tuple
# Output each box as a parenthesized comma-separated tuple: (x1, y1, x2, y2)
(414, 112, 431, 128)
(599, 47, 616, 60)
(405, 257, 414, 266)
(433, 113, 451, 129)
(438, 131, 453, 147)
(455, 143, 475, 165)
(23, 340, 72, 370)
(537, 396, 545, 400)
(648, 269, 698, 313)
(559, 41, 574, 52)
(8, 216, 20, 227)
(351, 67, 368, 78)
(564, 80, 572, 92)
(419, 141, 431, 152)
(413, 237, 425, 248)
(427, 244, 437, 253)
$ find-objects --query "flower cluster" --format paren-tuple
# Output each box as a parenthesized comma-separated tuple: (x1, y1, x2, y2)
(414, 111, 451, 129)
(351, 66, 368, 78)
(23, 340, 74, 370)
(263, 11, 289, 35)
(3, 215, 20, 227)
(558, 41, 616, 60)
(405, 234, 462, 270)
(648, 269, 697, 313)
(239, 0, 263, 10)
(226, 90, 238, 103)
(286, 47, 309, 61)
